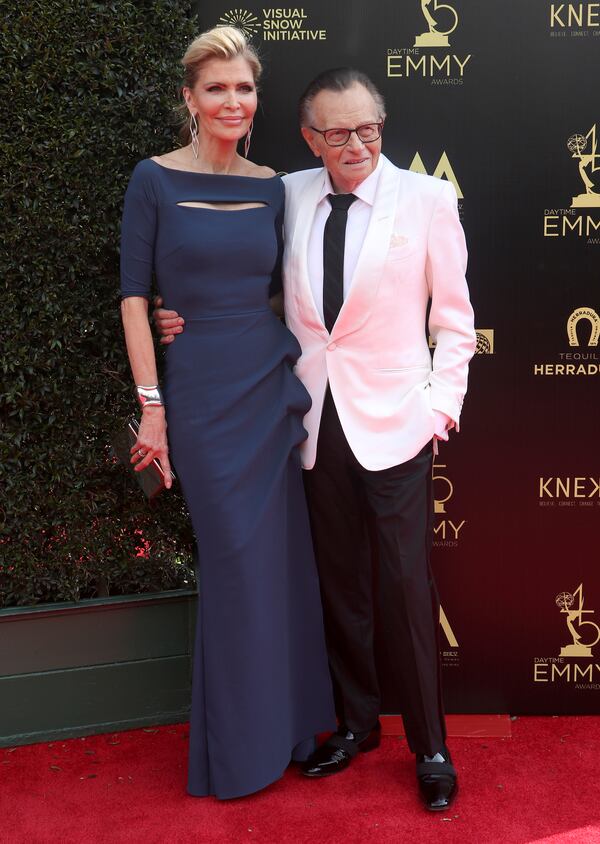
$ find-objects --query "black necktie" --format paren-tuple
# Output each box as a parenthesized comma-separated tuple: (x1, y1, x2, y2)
(323, 193, 357, 333)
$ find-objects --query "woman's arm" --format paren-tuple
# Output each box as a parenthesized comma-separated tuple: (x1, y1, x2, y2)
(119, 162, 171, 486)
(120, 296, 172, 486)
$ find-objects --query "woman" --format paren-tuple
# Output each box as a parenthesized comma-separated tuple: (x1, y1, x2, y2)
(120, 26, 334, 799)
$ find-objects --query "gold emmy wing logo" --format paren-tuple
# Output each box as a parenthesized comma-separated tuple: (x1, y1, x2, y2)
(567, 125, 600, 209)
(555, 585, 600, 658)
(567, 307, 600, 347)
(218, 10, 262, 39)
(439, 606, 458, 648)
(414, 0, 458, 47)
(409, 151, 463, 199)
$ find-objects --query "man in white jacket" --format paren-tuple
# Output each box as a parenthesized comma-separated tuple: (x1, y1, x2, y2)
(156, 67, 476, 811)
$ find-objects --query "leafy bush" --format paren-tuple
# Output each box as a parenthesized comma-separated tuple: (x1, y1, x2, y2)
(0, 0, 198, 607)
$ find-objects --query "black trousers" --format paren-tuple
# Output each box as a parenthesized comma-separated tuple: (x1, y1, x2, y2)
(303, 387, 446, 756)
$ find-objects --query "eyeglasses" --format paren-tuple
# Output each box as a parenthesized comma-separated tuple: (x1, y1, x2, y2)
(309, 122, 384, 147)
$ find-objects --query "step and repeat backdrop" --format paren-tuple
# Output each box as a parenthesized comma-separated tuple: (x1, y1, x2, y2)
(192, 1, 599, 714)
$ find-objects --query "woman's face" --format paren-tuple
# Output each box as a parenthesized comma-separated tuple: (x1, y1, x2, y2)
(184, 55, 257, 144)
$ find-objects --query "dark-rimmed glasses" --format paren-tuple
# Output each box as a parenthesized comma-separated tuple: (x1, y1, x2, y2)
(309, 122, 384, 147)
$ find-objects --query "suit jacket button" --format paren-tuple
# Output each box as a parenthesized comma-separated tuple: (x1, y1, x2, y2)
(327, 342, 337, 351)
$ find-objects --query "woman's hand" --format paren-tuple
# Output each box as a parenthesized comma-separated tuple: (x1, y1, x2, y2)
(130, 405, 173, 489)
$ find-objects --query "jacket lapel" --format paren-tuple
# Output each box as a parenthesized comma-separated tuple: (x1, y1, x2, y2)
(332, 155, 401, 340)
(290, 169, 328, 335)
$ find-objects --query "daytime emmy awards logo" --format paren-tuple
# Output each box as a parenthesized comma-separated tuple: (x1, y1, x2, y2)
(387, 0, 471, 84)
(533, 307, 600, 377)
(432, 461, 466, 546)
(543, 124, 600, 243)
(218, 8, 327, 41)
(534, 585, 600, 688)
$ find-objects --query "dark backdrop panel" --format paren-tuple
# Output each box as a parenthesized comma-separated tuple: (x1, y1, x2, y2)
(191, 1, 600, 713)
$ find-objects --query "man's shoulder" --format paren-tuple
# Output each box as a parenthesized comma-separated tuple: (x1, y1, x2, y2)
(282, 167, 324, 194)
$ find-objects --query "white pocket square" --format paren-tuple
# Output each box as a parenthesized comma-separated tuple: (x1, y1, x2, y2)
(390, 234, 409, 248)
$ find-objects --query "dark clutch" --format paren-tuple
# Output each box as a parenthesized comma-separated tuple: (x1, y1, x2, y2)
(111, 416, 174, 500)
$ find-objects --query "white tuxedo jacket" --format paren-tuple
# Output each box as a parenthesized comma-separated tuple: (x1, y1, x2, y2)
(282, 155, 476, 471)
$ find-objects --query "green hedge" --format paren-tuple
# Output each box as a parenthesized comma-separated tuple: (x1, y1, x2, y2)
(0, 1, 198, 607)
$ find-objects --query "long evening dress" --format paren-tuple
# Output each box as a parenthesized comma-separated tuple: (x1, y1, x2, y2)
(120, 159, 335, 799)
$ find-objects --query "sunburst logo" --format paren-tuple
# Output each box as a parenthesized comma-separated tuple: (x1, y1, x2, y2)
(218, 9, 262, 39)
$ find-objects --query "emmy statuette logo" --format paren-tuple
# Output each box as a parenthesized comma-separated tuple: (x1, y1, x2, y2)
(533, 584, 600, 687)
(543, 123, 600, 243)
(567, 125, 600, 208)
(434, 466, 452, 515)
(414, 0, 458, 47)
(556, 585, 600, 658)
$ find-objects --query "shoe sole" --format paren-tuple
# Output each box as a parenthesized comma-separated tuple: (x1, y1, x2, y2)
(422, 783, 458, 812)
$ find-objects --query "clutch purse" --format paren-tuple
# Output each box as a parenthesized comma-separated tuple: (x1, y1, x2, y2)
(111, 416, 174, 500)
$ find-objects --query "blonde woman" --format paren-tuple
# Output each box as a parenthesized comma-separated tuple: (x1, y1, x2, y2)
(120, 27, 334, 799)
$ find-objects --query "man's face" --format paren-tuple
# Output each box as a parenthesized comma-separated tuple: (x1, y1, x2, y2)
(301, 83, 383, 194)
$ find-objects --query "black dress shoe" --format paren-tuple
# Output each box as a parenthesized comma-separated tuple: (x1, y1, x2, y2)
(416, 748, 458, 811)
(301, 722, 381, 778)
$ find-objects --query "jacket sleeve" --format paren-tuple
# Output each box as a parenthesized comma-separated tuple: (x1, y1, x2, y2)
(120, 162, 157, 300)
(426, 180, 476, 428)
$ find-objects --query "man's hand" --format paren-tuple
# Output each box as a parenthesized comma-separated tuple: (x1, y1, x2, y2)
(433, 410, 454, 443)
(153, 296, 184, 345)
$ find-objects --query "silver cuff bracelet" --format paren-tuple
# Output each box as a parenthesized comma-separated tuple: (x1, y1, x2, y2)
(135, 385, 164, 408)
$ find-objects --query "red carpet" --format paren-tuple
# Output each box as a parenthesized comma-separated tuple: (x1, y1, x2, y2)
(3, 717, 600, 844)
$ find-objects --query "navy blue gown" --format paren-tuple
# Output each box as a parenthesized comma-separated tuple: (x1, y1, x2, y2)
(120, 159, 335, 799)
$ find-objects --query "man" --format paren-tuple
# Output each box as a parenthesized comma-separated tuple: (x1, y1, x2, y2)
(156, 68, 476, 811)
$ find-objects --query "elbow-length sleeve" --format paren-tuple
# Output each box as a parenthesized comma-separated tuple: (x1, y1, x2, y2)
(120, 161, 158, 300)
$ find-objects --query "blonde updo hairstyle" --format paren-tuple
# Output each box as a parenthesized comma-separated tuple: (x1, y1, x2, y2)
(178, 26, 262, 144)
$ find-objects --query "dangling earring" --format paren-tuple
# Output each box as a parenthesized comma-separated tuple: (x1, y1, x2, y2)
(189, 113, 199, 160)
(244, 120, 254, 158)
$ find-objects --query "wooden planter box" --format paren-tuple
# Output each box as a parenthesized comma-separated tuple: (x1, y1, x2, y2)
(0, 589, 197, 747)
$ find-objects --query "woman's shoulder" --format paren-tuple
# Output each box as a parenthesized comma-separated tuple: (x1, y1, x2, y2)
(128, 157, 161, 185)
(247, 163, 278, 179)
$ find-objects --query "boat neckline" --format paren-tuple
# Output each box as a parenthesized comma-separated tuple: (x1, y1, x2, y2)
(147, 158, 280, 181)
